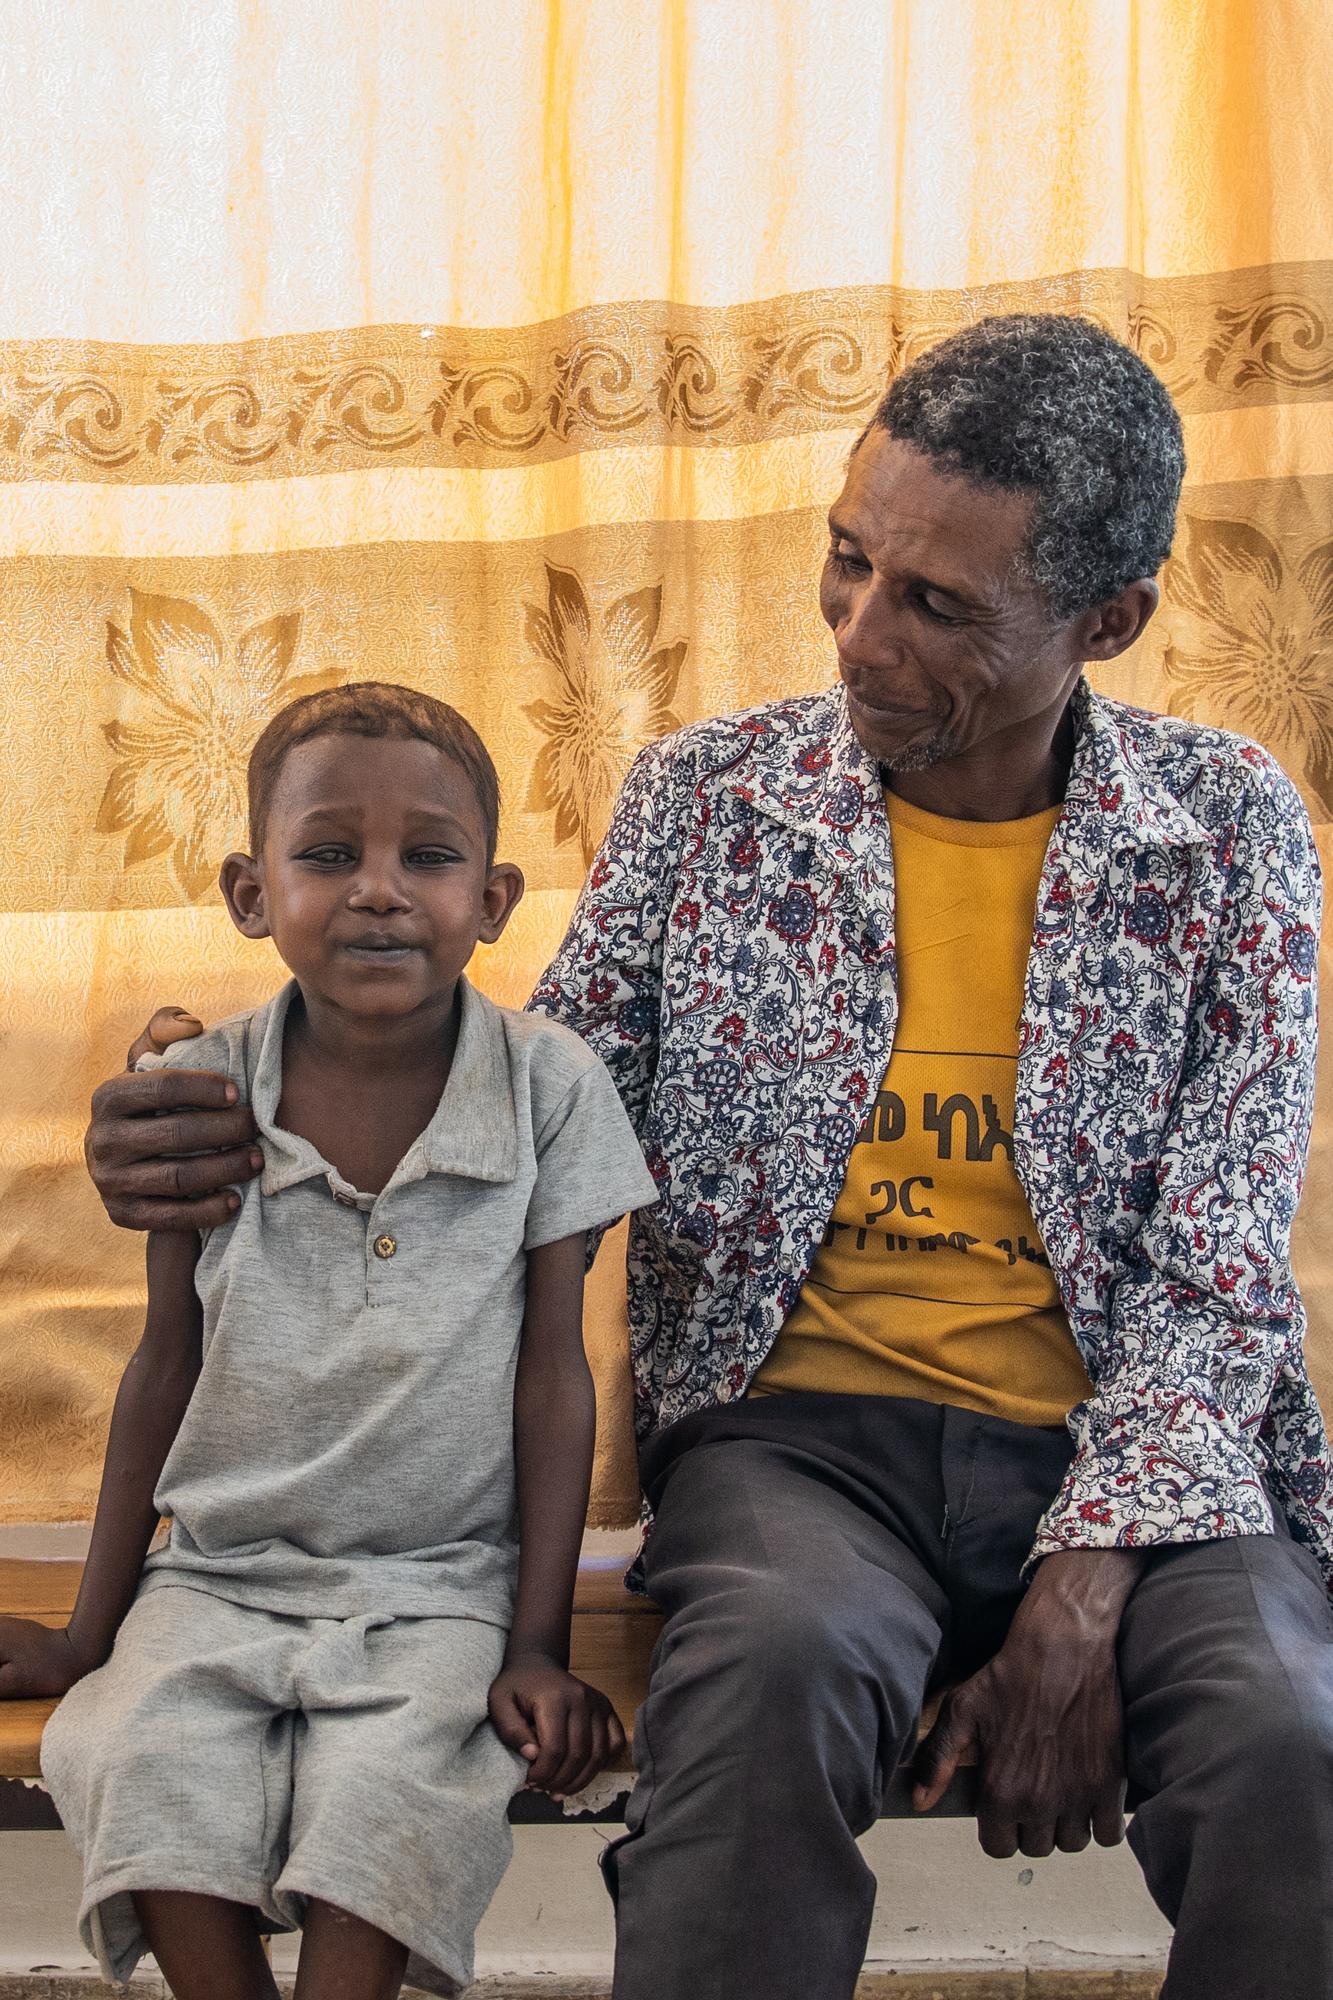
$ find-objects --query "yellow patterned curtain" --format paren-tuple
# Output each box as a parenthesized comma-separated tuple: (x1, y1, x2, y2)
(3, 0, 1330, 1524)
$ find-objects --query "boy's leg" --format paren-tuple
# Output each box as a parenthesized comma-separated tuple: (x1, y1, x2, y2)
(294, 1898, 409, 2000)
(278, 1612, 521, 1995)
(1118, 1528, 1333, 1998)
(134, 1889, 279, 2000)
(605, 1403, 951, 2000)
(40, 1587, 300, 1985)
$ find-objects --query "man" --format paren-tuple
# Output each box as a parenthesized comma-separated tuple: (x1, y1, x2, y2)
(85, 316, 1333, 1999)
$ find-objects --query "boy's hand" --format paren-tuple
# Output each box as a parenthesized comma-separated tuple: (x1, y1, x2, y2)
(489, 1652, 627, 1798)
(0, 1618, 97, 1699)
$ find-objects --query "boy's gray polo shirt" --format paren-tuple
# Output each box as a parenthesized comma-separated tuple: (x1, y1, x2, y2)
(139, 977, 659, 1625)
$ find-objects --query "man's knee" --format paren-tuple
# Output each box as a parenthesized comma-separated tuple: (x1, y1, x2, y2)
(1135, 1669, 1333, 1842)
(655, 1567, 933, 1753)
(1209, 1683, 1333, 1806)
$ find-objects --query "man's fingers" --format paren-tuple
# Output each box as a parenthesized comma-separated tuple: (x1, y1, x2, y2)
(913, 1701, 975, 1812)
(127, 1008, 203, 1069)
(129, 1108, 259, 1164)
(977, 1813, 1020, 1860)
(106, 1192, 242, 1234)
(1055, 1815, 1093, 1854)
(605, 1708, 628, 1766)
(1092, 1793, 1127, 1848)
(107, 1146, 263, 1201)
(91, 1065, 241, 1125)
(1016, 1821, 1057, 1859)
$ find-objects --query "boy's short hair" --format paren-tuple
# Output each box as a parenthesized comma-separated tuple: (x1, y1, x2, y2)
(248, 683, 501, 862)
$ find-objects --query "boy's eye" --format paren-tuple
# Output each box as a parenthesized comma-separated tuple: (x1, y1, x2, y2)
(298, 845, 353, 865)
(408, 847, 460, 867)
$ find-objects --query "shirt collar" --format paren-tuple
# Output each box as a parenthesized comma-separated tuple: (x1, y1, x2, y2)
(730, 678, 1210, 885)
(726, 684, 896, 941)
(1058, 677, 1212, 860)
(253, 974, 519, 1200)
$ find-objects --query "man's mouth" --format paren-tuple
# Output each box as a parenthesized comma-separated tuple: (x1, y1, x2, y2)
(845, 689, 926, 727)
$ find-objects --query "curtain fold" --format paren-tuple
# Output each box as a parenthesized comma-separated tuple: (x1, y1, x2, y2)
(1, 0, 1329, 1524)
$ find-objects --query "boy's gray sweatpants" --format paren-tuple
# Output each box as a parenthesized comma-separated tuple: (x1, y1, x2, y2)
(603, 1392, 1333, 2000)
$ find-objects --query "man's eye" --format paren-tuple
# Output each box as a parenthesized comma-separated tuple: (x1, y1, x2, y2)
(917, 592, 961, 625)
(828, 540, 869, 573)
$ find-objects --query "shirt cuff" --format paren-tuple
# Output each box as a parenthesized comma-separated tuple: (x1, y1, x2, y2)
(1027, 1381, 1274, 1573)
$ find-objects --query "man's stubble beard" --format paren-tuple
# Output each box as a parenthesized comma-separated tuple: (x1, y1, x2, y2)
(877, 730, 955, 774)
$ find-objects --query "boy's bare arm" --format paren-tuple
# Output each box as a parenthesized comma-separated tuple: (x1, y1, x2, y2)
(0, 1231, 204, 1697)
(489, 1231, 626, 1796)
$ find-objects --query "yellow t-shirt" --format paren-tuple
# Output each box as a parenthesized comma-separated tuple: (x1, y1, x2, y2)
(751, 790, 1092, 1427)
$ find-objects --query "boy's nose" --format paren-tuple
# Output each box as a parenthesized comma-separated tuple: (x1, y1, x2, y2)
(346, 871, 411, 912)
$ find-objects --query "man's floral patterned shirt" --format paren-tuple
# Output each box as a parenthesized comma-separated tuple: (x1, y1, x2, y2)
(531, 679, 1330, 1583)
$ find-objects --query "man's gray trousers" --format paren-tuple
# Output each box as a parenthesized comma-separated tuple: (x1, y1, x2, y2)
(601, 1393, 1333, 2000)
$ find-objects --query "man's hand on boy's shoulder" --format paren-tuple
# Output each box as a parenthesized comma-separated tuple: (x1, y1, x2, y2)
(86, 1003, 264, 1232)
(489, 1650, 627, 1800)
(0, 1616, 99, 1700)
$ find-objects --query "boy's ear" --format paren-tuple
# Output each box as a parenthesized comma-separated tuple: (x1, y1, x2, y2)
(219, 852, 272, 939)
(478, 861, 525, 946)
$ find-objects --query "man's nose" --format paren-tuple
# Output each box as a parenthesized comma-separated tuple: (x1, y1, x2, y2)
(836, 578, 904, 670)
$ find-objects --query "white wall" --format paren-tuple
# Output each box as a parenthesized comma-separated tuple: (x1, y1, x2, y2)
(0, 1821, 1170, 1984)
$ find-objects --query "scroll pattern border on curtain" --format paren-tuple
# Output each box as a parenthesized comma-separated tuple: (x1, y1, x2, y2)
(3, 261, 1332, 482)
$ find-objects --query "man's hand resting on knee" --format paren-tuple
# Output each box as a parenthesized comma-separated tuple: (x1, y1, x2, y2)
(913, 1548, 1147, 1858)
(85, 1005, 264, 1231)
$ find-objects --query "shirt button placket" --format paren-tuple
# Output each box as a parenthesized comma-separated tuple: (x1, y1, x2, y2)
(367, 1222, 398, 1304)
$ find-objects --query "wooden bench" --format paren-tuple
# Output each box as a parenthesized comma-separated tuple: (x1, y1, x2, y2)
(0, 1555, 972, 1831)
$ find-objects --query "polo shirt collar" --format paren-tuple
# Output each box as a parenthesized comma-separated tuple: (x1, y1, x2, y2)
(252, 975, 519, 1198)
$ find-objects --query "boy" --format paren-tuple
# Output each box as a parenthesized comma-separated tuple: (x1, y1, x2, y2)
(0, 683, 657, 2000)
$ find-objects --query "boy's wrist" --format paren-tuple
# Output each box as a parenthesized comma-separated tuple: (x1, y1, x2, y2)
(62, 1616, 113, 1674)
(502, 1635, 570, 1671)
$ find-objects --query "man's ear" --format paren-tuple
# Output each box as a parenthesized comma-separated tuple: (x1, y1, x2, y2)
(219, 852, 271, 938)
(479, 861, 525, 946)
(1075, 578, 1160, 665)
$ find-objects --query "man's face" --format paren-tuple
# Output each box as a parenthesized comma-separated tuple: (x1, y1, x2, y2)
(233, 733, 511, 1022)
(820, 431, 1087, 771)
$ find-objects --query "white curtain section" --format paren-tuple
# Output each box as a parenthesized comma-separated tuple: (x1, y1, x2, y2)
(0, 0, 1330, 1522)
(0, 0, 1329, 344)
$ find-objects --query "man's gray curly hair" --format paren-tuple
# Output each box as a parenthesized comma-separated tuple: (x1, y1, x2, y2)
(871, 314, 1185, 621)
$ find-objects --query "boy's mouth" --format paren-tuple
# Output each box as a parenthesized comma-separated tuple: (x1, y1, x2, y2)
(342, 934, 420, 964)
